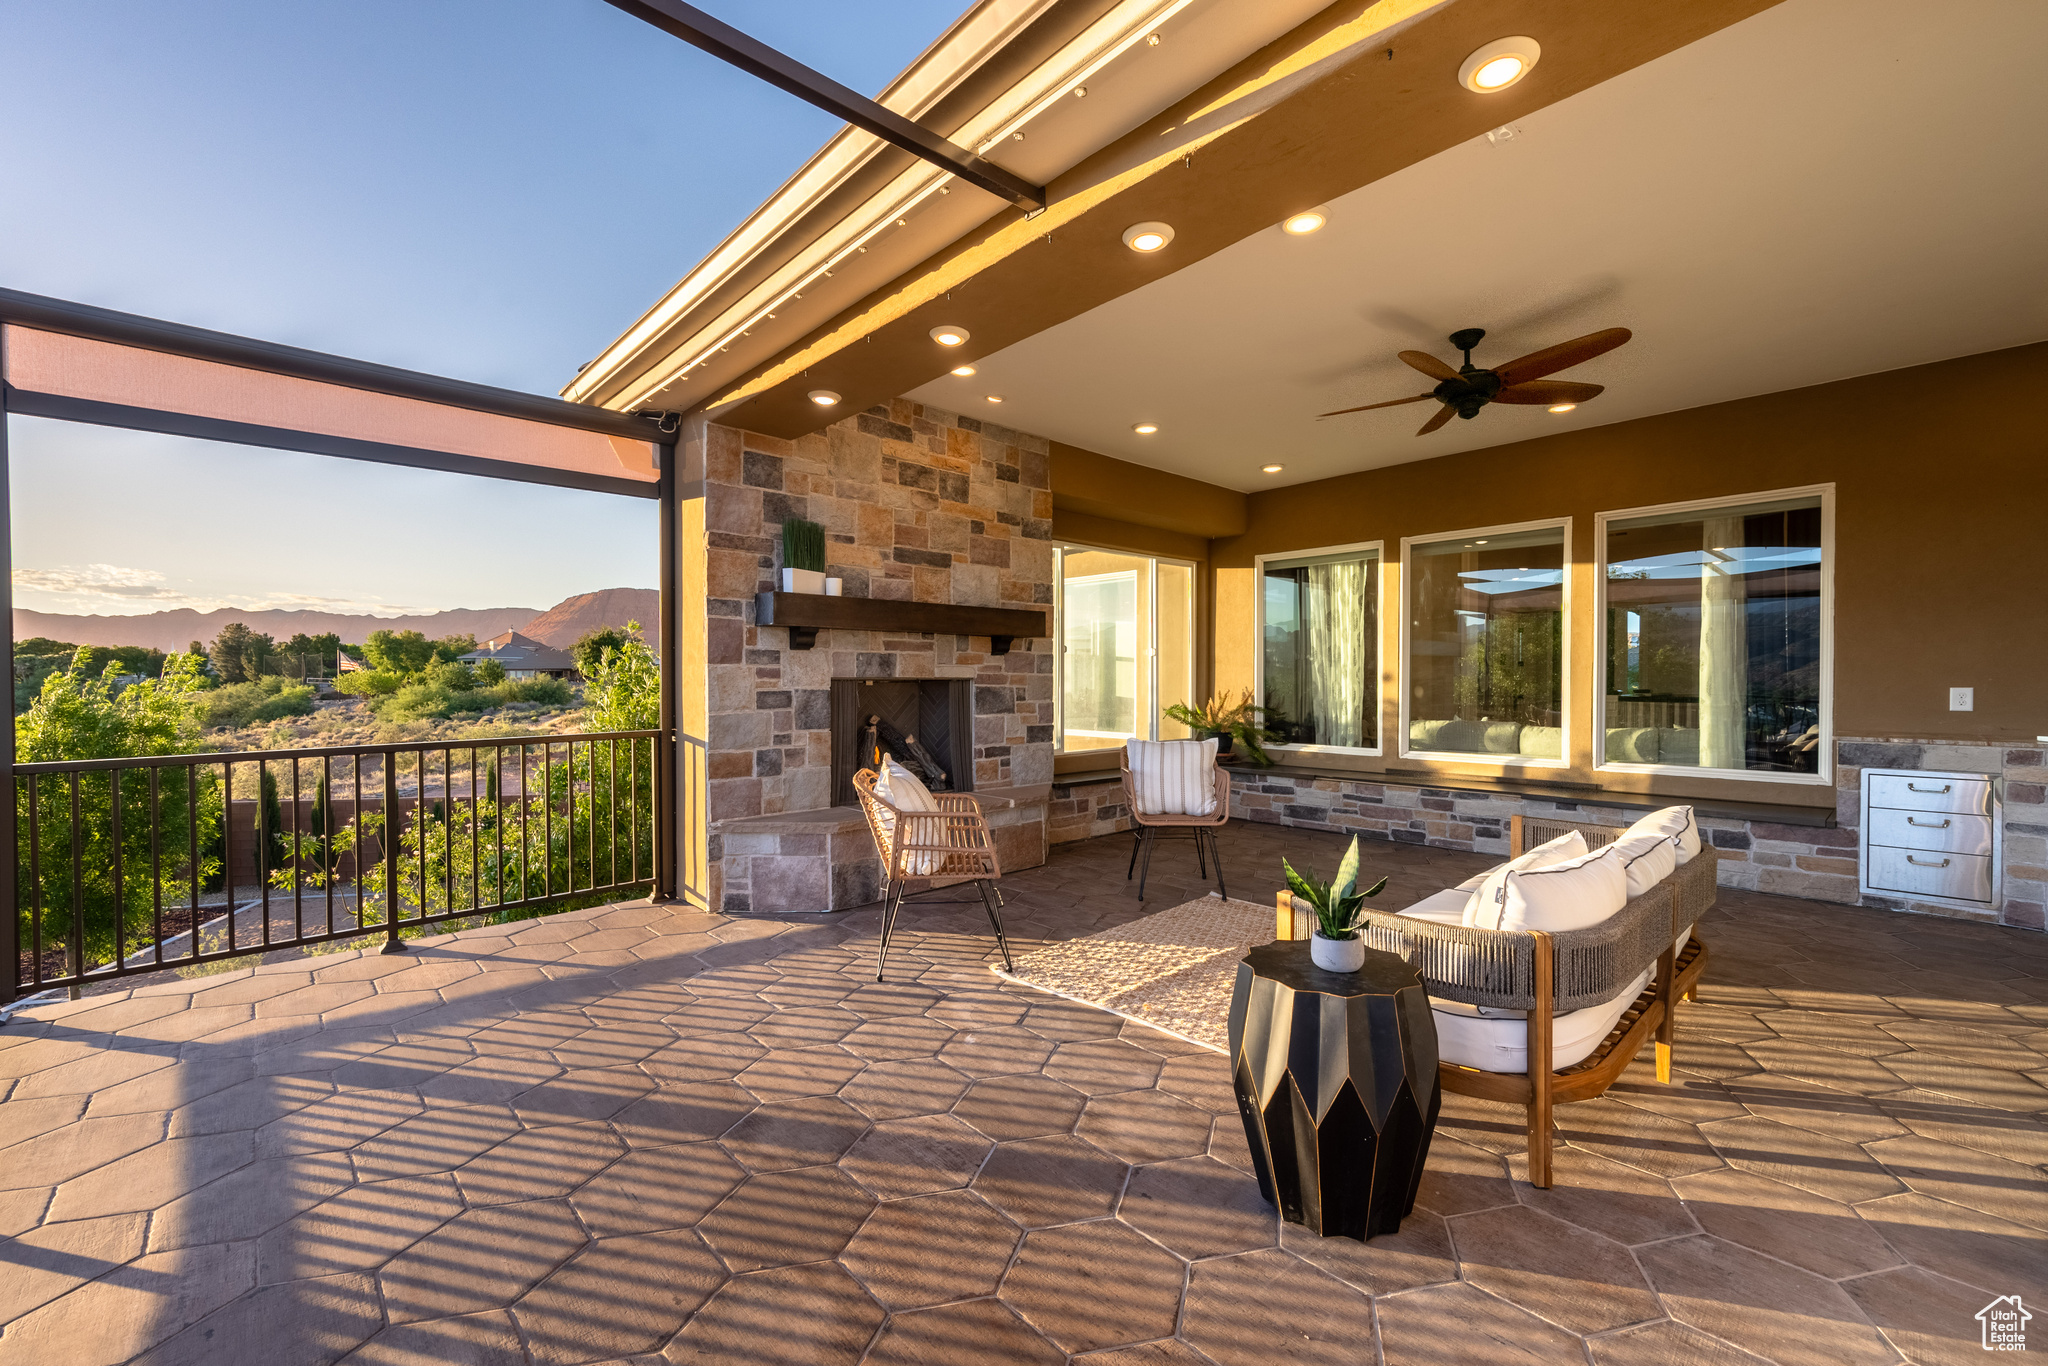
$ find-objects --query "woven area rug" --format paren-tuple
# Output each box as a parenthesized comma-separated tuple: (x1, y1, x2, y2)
(992, 894, 1274, 1053)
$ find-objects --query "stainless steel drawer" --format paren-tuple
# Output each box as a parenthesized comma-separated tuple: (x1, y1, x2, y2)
(1866, 845, 1995, 903)
(1865, 808, 1995, 857)
(1867, 773, 1994, 817)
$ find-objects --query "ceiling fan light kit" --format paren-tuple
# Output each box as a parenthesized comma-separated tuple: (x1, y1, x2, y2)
(1318, 325, 1630, 435)
(1459, 37, 1541, 93)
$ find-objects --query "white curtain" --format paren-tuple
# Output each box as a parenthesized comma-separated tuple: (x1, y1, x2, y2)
(1304, 561, 1367, 747)
(1698, 517, 1748, 769)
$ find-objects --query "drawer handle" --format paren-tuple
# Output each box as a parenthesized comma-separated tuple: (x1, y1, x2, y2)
(1906, 817, 1951, 828)
(1906, 782, 1952, 794)
(1906, 855, 1951, 868)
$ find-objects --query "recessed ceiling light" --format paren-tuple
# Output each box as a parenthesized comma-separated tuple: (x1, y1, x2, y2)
(950, 364, 977, 377)
(929, 325, 970, 346)
(1261, 464, 1284, 474)
(1122, 222, 1174, 253)
(1282, 208, 1329, 236)
(1132, 422, 1159, 435)
(1548, 402, 1577, 414)
(807, 390, 840, 406)
(1459, 37, 1541, 93)
(1475, 539, 1489, 544)
(986, 395, 1004, 404)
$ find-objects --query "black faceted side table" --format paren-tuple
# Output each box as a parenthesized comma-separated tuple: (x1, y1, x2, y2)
(1227, 940, 1441, 1240)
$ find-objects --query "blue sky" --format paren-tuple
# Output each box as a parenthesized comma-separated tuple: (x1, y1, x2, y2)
(3, 0, 963, 616)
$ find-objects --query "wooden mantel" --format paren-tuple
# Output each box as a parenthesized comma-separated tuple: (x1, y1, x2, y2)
(754, 592, 1050, 653)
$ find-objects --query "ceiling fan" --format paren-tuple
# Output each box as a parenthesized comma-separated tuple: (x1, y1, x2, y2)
(1320, 326, 1632, 435)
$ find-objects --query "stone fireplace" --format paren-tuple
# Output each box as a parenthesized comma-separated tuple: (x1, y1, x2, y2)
(830, 678, 974, 808)
(699, 399, 1057, 913)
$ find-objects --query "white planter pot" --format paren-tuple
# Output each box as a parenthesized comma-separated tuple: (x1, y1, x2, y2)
(1310, 932, 1366, 973)
(824, 577, 843, 596)
(780, 568, 828, 595)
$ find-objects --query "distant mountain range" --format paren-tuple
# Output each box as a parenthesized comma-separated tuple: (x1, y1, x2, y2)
(14, 587, 660, 654)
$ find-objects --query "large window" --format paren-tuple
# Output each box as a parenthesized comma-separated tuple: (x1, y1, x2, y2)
(1259, 545, 1379, 751)
(1056, 548, 1194, 752)
(1404, 524, 1568, 762)
(1600, 490, 1827, 776)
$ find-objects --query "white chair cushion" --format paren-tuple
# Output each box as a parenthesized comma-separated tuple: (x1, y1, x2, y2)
(872, 759, 939, 875)
(1623, 805, 1702, 863)
(1431, 969, 1652, 1072)
(1609, 831, 1678, 898)
(1126, 738, 1219, 816)
(1462, 831, 1588, 928)
(1487, 843, 1630, 934)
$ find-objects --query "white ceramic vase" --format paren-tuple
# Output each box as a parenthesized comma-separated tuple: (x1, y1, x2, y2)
(1310, 932, 1366, 973)
(824, 577, 843, 596)
(779, 568, 828, 594)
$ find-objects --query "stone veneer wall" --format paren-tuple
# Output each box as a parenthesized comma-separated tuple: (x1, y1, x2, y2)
(1048, 737, 2044, 932)
(702, 400, 1056, 914)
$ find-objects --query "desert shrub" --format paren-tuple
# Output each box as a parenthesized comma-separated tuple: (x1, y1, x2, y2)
(192, 677, 315, 731)
(369, 674, 573, 724)
(333, 669, 403, 697)
(582, 621, 659, 732)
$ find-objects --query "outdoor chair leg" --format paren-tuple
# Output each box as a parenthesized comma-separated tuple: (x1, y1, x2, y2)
(1195, 829, 1208, 879)
(1210, 828, 1229, 901)
(975, 879, 1015, 972)
(1136, 827, 1156, 901)
(1127, 828, 1143, 880)
(875, 880, 906, 982)
(1655, 945, 1677, 1084)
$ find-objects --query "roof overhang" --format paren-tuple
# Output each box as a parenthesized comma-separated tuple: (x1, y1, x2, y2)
(573, 0, 1784, 436)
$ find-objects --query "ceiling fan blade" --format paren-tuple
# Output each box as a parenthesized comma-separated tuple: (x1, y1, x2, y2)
(1493, 380, 1605, 406)
(1416, 404, 1456, 436)
(1398, 350, 1461, 382)
(1318, 393, 1435, 418)
(1493, 328, 1633, 387)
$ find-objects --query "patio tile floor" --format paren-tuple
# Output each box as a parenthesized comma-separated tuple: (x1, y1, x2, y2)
(2, 820, 2046, 1364)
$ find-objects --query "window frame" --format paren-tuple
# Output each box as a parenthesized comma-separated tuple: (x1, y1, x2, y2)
(1051, 544, 1197, 752)
(1252, 539, 1385, 758)
(1593, 484, 1835, 786)
(1398, 517, 1574, 770)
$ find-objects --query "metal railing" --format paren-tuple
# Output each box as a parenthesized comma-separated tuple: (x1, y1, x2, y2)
(10, 729, 664, 995)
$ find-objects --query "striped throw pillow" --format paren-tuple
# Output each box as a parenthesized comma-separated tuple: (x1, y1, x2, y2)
(1126, 738, 1219, 817)
(872, 759, 940, 875)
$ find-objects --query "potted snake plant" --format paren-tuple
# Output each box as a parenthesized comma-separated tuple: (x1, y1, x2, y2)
(1282, 835, 1389, 972)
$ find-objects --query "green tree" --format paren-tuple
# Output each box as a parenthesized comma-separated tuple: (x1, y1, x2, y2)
(582, 621, 660, 732)
(363, 629, 436, 675)
(431, 634, 476, 664)
(15, 655, 222, 971)
(474, 658, 506, 686)
(280, 632, 339, 679)
(572, 626, 628, 678)
(208, 623, 278, 684)
(258, 766, 291, 876)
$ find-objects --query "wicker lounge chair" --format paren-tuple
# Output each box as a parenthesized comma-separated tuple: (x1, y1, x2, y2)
(852, 767, 1015, 982)
(1339, 814, 1714, 1187)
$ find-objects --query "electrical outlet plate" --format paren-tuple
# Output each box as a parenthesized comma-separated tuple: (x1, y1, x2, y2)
(1949, 687, 1974, 712)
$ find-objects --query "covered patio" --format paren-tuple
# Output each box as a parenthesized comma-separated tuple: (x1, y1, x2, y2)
(3, 821, 2044, 1364)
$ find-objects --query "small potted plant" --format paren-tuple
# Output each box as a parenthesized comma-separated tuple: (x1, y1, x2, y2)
(1162, 689, 1278, 766)
(1281, 835, 1389, 972)
(780, 518, 828, 594)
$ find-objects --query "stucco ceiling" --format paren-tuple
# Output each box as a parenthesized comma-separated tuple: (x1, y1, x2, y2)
(908, 0, 2048, 491)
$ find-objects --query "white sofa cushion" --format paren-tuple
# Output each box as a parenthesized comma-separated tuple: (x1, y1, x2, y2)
(1126, 738, 1219, 816)
(1486, 843, 1630, 934)
(1623, 804, 1702, 863)
(1610, 832, 1678, 898)
(1462, 831, 1588, 928)
(871, 758, 940, 875)
(1431, 968, 1652, 1072)
(1398, 888, 1472, 925)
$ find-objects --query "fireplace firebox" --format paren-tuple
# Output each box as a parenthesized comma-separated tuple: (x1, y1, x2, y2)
(830, 678, 974, 809)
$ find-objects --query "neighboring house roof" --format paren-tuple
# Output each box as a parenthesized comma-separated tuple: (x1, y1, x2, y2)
(460, 631, 577, 673)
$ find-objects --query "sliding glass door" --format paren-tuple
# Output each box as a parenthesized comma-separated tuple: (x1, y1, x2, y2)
(1055, 547, 1195, 752)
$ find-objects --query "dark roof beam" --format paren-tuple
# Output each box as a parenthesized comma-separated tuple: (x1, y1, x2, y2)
(601, 0, 1047, 211)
